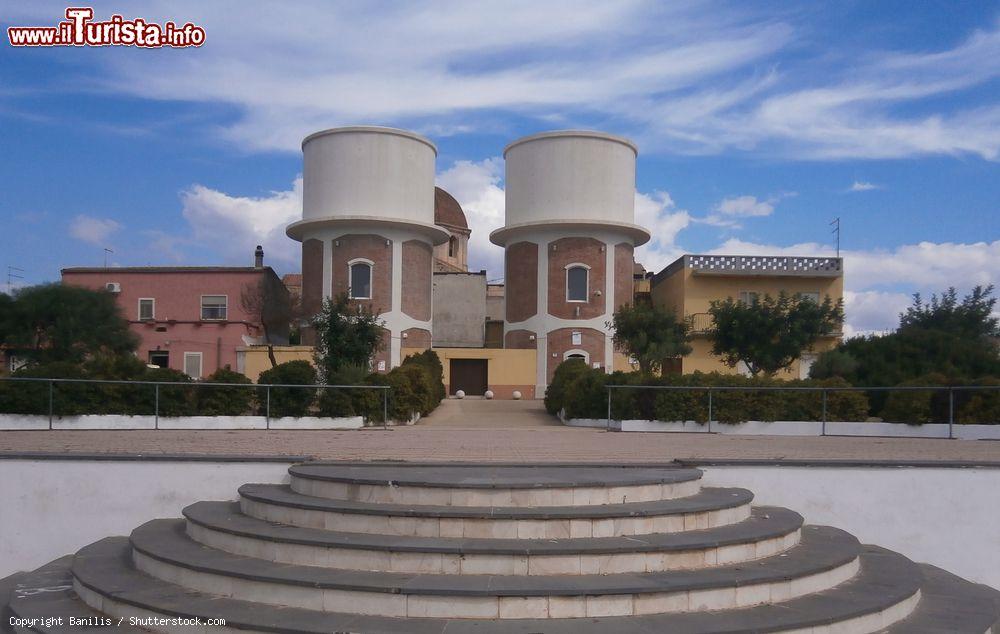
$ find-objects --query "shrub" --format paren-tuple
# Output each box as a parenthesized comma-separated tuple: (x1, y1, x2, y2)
(257, 360, 316, 418)
(563, 367, 611, 419)
(196, 368, 254, 416)
(143, 367, 196, 416)
(0, 362, 90, 415)
(316, 364, 371, 418)
(880, 374, 950, 424)
(957, 377, 1000, 424)
(401, 350, 445, 408)
(544, 359, 590, 415)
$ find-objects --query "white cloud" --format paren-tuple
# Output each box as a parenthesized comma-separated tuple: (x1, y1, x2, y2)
(179, 179, 303, 267)
(436, 158, 506, 279)
(849, 181, 880, 192)
(716, 195, 774, 217)
(634, 191, 690, 273)
(69, 215, 121, 246)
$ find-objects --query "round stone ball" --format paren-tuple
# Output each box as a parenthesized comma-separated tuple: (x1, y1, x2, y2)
(455, 390, 466, 399)
(484, 390, 494, 400)
(512, 390, 522, 400)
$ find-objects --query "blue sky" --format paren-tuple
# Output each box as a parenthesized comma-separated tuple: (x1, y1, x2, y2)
(1, 1, 998, 334)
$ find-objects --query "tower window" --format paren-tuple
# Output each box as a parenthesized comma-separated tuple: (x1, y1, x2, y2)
(566, 264, 589, 302)
(448, 236, 458, 258)
(349, 260, 373, 299)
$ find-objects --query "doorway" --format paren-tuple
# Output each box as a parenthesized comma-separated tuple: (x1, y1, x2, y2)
(148, 351, 169, 369)
(449, 359, 488, 396)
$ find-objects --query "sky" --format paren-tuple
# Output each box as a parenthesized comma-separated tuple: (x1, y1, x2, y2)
(1, 0, 998, 335)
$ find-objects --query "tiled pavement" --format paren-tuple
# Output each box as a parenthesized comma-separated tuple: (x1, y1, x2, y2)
(2, 423, 999, 465)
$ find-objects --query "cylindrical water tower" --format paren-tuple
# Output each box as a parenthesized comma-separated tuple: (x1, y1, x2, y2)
(287, 126, 449, 372)
(490, 131, 650, 393)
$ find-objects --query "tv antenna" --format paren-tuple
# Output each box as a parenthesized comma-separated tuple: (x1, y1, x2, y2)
(103, 247, 114, 268)
(830, 218, 841, 257)
(6, 266, 24, 294)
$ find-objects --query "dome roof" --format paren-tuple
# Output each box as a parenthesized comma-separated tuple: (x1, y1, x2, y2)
(434, 187, 469, 231)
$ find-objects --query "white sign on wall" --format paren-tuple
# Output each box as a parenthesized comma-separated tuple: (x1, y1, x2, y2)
(571, 332, 582, 346)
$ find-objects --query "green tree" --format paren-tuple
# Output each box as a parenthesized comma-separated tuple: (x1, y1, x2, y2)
(1, 284, 137, 364)
(708, 292, 844, 377)
(899, 285, 999, 340)
(312, 293, 385, 382)
(608, 302, 692, 376)
(240, 276, 293, 369)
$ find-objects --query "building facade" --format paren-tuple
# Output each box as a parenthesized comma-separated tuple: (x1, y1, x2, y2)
(286, 127, 450, 371)
(489, 131, 650, 393)
(61, 255, 287, 378)
(650, 254, 845, 378)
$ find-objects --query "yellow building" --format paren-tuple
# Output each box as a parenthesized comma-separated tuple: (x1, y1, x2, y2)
(650, 254, 844, 379)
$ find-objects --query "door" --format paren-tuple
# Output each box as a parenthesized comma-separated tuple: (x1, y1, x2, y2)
(449, 359, 488, 396)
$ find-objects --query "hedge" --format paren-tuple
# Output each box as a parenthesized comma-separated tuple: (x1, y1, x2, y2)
(257, 360, 317, 418)
(547, 360, 870, 424)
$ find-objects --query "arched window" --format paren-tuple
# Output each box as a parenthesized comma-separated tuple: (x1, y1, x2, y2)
(348, 259, 373, 299)
(448, 236, 458, 258)
(566, 264, 589, 302)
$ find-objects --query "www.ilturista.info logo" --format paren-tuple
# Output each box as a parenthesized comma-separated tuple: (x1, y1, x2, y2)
(7, 7, 206, 48)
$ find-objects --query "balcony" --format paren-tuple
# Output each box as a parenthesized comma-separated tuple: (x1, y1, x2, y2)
(687, 255, 842, 277)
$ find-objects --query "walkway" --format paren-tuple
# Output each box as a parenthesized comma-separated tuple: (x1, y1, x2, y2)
(417, 398, 558, 428)
(2, 426, 1000, 464)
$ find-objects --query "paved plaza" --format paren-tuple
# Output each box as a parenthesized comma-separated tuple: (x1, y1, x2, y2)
(1, 398, 999, 464)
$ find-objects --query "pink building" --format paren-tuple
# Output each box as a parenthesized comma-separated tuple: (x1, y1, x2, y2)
(61, 251, 287, 378)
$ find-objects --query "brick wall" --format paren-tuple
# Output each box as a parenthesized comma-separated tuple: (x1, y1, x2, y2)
(505, 241, 538, 322)
(614, 242, 634, 311)
(545, 327, 606, 383)
(402, 327, 432, 349)
(547, 237, 606, 319)
(401, 240, 432, 321)
(301, 239, 324, 318)
(331, 234, 393, 314)
(504, 329, 537, 349)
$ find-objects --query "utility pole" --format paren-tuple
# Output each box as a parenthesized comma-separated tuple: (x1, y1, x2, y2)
(103, 247, 114, 268)
(830, 217, 841, 257)
(6, 266, 24, 294)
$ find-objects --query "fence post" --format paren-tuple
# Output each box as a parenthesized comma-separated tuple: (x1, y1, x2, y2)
(948, 388, 954, 440)
(154, 384, 160, 430)
(265, 386, 271, 430)
(383, 388, 388, 430)
(48, 380, 54, 430)
(821, 389, 827, 437)
(606, 387, 612, 431)
(707, 388, 712, 433)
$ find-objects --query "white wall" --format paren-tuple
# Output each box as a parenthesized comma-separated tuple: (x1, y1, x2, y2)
(700, 466, 1000, 590)
(504, 131, 637, 226)
(0, 414, 364, 431)
(302, 126, 436, 223)
(564, 417, 1000, 440)
(0, 460, 293, 578)
(2, 460, 996, 593)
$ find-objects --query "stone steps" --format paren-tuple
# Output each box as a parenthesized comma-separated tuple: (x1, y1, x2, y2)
(64, 540, 924, 632)
(186, 500, 798, 574)
(288, 463, 704, 506)
(238, 482, 754, 537)
(4, 461, 998, 632)
(130, 518, 854, 618)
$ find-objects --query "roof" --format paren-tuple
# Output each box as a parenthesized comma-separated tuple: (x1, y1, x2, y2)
(62, 267, 271, 274)
(434, 187, 469, 231)
(282, 274, 302, 287)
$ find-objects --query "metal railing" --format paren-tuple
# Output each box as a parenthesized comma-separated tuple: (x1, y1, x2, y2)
(0, 377, 391, 430)
(605, 384, 1000, 438)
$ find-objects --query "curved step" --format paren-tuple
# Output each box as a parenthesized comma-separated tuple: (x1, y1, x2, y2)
(288, 463, 704, 507)
(239, 483, 753, 538)
(880, 563, 1000, 633)
(128, 519, 859, 618)
(5, 555, 147, 633)
(72, 537, 922, 632)
(185, 501, 801, 574)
